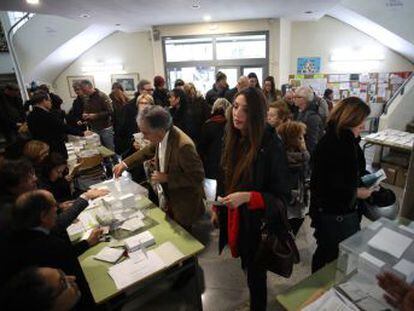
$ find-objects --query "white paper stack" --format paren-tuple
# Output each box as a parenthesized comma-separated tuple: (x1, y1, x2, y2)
(94, 246, 124, 263)
(124, 231, 155, 252)
(120, 217, 145, 231)
(120, 193, 135, 209)
(103, 196, 116, 209)
(108, 250, 164, 289)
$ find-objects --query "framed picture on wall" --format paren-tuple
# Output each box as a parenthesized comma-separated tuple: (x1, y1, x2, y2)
(67, 75, 95, 98)
(111, 73, 139, 95)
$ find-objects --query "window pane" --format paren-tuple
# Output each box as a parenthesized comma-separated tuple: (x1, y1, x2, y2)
(168, 66, 215, 95)
(216, 35, 266, 60)
(165, 37, 213, 62)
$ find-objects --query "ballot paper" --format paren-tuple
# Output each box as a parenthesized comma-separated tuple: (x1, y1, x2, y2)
(78, 211, 99, 229)
(356, 296, 390, 311)
(302, 288, 359, 311)
(153, 242, 185, 266)
(393, 259, 414, 279)
(108, 250, 165, 289)
(124, 231, 155, 251)
(94, 246, 124, 263)
(120, 217, 145, 231)
(67, 221, 84, 236)
(367, 227, 412, 258)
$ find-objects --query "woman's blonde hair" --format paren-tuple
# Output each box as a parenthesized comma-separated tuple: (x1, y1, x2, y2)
(328, 96, 370, 134)
(136, 93, 154, 106)
(23, 140, 49, 163)
(212, 98, 231, 114)
(277, 121, 307, 152)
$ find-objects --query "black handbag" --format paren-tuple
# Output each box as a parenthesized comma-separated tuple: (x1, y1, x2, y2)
(254, 198, 300, 278)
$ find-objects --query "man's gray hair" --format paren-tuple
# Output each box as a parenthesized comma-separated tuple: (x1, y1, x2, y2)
(137, 105, 173, 131)
(79, 79, 93, 88)
(295, 86, 314, 102)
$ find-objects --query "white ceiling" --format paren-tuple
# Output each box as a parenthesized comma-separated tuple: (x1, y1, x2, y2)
(0, 0, 340, 32)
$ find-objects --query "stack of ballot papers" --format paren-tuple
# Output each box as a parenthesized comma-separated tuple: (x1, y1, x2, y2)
(94, 246, 124, 263)
(302, 288, 359, 311)
(108, 242, 184, 290)
(120, 217, 145, 231)
(124, 231, 155, 252)
(120, 193, 136, 209)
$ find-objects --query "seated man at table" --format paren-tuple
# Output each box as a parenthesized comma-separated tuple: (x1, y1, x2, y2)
(113, 105, 205, 230)
(1, 266, 81, 311)
(3, 190, 103, 308)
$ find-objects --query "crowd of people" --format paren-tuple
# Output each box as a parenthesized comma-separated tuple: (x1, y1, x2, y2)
(0, 70, 412, 311)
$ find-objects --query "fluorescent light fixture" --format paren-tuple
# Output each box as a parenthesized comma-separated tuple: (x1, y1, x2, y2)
(26, 0, 39, 4)
(330, 47, 385, 62)
(203, 15, 211, 22)
(81, 62, 123, 73)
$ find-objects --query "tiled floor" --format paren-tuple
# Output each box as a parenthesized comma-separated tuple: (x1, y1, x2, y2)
(121, 145, 404, 310)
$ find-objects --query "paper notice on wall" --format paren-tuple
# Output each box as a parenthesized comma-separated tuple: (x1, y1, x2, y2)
(339, 82, 350, 90)
(378, 73, 389, 83)
(359, 73, 369, 83)
(377, 83, 388, 98)
(329, 74, 340, 83)
(339, 74, 350, 82)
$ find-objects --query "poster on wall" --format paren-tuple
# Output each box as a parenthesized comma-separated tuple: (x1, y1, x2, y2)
(111, 73, 139, 96)
(297, 57, 321, 74)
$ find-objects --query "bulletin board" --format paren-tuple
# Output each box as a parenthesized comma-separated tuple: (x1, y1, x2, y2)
(288, 71, 412, 104)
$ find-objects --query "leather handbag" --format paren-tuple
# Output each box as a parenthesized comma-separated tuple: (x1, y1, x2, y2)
(254, 197, 300, 278)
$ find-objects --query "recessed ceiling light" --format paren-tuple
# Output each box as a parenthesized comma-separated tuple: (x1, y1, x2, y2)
(192, 0, 201, 9)
(80, 13, 91, 18)
(26, 0, 39, 4)
(203, 15, 211, 22)
(115, 23, 121, 26)
(305, 10, 313, 14)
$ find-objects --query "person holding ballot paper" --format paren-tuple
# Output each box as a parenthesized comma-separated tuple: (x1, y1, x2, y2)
(113, 105, 205, 230)
(310, 97, 376, 273)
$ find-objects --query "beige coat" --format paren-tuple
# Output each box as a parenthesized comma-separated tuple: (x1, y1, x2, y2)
(124, 126, 205, 226)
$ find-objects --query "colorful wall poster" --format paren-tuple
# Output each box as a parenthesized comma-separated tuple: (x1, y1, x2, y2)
(297, 57, 321, 74)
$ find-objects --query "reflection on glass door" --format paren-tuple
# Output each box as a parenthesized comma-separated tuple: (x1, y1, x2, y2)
(243, 67, 264, 87)
(217, 67, 239, 89)
(168, 66, 215, 94)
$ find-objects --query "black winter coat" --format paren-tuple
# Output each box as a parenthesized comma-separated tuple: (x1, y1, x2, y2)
(310, 125, 367, 216)
(197, 113, 226, 179)
(27, 106, 83, 158)
(217, 126, 290, 267)
(153, 88, 169, 107)
(206, 83, 228, 107)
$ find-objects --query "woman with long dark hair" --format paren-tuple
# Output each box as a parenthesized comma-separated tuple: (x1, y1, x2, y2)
(263, 76, 282, 103)
(169, 88, 195, 141)
(212, 87, 289, 310)
(310, 97, 372, 272)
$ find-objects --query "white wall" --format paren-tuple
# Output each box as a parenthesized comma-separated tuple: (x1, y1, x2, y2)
(290, 16, 414, 74)
(0, 53, 14, 74)
(54, 31, 155, 111)
(278, 18, 291, 85)
(153, 19, 280, 83)
(14, 14, 88, 83)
